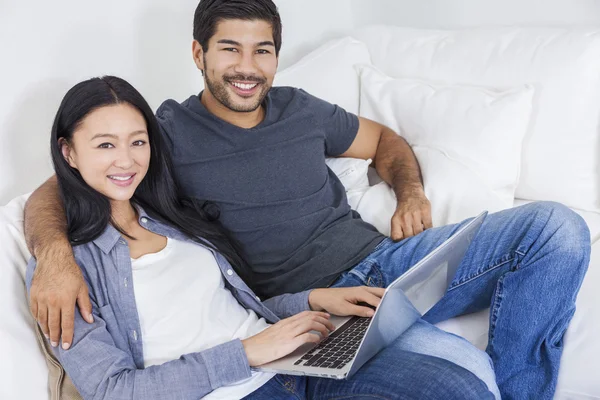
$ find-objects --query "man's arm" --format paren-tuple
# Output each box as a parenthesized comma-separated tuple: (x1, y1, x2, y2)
(340, 117, 433, 240)
(24, 176, 93, 350)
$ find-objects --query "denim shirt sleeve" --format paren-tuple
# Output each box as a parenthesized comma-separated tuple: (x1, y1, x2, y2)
(25, 258, 252, 400)
(262, 289, 313, 318)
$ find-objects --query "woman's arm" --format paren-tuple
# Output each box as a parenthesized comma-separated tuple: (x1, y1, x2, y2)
(26, 258, 336, 400)
(25, 258, 250, 400)
(263, 287, 386, 319)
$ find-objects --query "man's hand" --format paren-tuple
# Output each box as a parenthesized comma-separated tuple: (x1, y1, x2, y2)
(308, 286, 386, 318)
(242, 311, 334, 366)
(391, 187, 432, 241)
(29, 249, 93, 351)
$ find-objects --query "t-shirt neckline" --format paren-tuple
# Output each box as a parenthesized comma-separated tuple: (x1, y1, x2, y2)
(192, 90, 272, 131)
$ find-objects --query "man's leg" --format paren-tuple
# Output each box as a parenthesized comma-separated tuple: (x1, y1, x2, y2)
(307, 337, 495, 400)
(332, 201, 590, 399)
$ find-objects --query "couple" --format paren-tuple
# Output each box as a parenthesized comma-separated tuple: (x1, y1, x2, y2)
(24, 0, 590, 399)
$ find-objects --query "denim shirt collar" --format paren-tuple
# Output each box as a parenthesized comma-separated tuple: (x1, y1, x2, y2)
(92, 205, 157, 254)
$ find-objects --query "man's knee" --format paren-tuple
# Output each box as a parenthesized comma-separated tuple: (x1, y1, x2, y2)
(525, 201, 590, 264)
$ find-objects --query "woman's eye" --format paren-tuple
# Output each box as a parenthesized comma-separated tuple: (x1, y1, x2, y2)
(98, 143, 114, 149)
(132, 140, 146, 146)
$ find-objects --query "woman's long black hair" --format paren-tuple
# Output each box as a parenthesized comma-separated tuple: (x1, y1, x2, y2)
(50, 76, 249, 278)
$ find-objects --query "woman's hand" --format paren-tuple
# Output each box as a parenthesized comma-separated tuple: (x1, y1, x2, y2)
(242, 311, 335, 366)
(308, 286, 386, 317)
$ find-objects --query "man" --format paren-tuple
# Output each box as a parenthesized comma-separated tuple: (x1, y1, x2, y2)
(25, 0, 590, 398)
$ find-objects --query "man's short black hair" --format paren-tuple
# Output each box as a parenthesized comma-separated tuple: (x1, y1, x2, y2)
(193, 0, 282, 56)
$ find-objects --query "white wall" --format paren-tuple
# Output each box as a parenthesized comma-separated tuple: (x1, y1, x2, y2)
(2, 0, 599, 205)
(357, 0, 600, 28)
(0, 0, 360, 205)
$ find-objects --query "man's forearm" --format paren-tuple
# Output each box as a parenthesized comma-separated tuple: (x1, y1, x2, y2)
(24, 175, 70, 259)
(374, 128, 424, 200)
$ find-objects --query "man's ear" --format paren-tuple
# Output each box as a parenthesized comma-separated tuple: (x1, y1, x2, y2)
(59, 138, 77, 169)
(192, 40, 205, 76)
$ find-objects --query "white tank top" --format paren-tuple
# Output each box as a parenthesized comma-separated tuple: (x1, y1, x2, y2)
(131, 237, 274, 399)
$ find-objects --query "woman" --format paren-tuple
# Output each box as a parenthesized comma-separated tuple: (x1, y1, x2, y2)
(26, 76, 496, 399)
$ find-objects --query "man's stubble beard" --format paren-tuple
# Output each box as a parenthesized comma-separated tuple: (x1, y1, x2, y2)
(203, 66, 271, 113)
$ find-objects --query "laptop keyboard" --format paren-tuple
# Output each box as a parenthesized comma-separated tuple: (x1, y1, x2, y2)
(293, 316, 371, 369)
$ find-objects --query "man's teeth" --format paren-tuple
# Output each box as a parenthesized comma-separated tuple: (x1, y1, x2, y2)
(109, 175, 133, 181)
(231, 82, 258, 90)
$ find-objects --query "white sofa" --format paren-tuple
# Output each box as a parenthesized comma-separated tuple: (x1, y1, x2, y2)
(2, 25, 600, 399)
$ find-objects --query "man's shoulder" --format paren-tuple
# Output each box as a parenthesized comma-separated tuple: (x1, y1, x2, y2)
(270, 86, 322, 105)
(268, 86, 335, 122)
(156, 96, 196, 120)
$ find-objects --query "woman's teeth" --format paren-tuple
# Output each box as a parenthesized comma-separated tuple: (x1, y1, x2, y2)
(109, 175, 133, 181)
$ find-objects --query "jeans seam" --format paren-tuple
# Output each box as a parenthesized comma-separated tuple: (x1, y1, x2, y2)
(448, 254, 518, 291)
(277, 375, 301, 397)
(366, 262, 384, 287)
(487, 270, 508, 363)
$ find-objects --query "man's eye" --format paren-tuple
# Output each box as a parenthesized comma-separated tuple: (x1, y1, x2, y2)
(98, 143, 114, 149)
(132, 140, 146, 146)
(256, 49, 270, 54)
(224, 48, 238, 52)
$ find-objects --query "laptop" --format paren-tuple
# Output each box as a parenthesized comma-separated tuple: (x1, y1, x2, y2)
(254, 211, 487, 380)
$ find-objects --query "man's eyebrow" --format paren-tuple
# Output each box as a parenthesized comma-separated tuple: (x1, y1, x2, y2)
(217, 39, 275, 47)
(217, 39, 242, 46)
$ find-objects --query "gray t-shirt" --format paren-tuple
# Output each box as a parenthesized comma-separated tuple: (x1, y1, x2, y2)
(156, 87, 385, 298)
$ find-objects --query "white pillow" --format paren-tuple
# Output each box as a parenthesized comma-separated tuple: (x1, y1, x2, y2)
(0, 194, 48, 400)
(325, 157, 371, 190)
(356, 64, 534, 229)
(354, 26, 600, 212)
(273, 37, 371, 115)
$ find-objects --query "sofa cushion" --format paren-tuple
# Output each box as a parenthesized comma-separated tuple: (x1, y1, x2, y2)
(354, 26, 600, 212)
(356, 64, 534, 229)
(273, 37, 372, 115)
(0, 194, 49, 400)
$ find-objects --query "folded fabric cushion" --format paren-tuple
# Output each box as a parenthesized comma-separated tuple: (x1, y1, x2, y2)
(273, 37, 372, 115)
(354, 26, 600, 212)
(356, 64, 534, 229)
(0, 194, 50, 400)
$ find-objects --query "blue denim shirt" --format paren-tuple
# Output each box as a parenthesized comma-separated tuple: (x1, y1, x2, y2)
(25, 207, 312, 400)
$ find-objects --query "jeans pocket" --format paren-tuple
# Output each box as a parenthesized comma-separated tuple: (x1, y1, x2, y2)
(346, 260, 384, 288)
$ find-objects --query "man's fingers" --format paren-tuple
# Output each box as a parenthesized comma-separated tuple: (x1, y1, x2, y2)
(37, 304, 49, 339)
(423, 211, 433, 229)
(412, 212, 424, 236)
(391, 217, 404, 241)
(48, 307, 61, 347)
(401, 214, 415, 238)
(29, 298, 39, 322)
(61, 306, 75, 350)
(77, 287, 94, 324)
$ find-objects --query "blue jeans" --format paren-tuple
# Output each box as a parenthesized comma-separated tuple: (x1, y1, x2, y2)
(244, 335, 495, 399)
(331, 201, 590, 400)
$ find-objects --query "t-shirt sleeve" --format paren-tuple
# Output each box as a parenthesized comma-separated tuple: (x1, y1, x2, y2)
(301, 89, 360, 157)
(155, 102, 176, 155)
